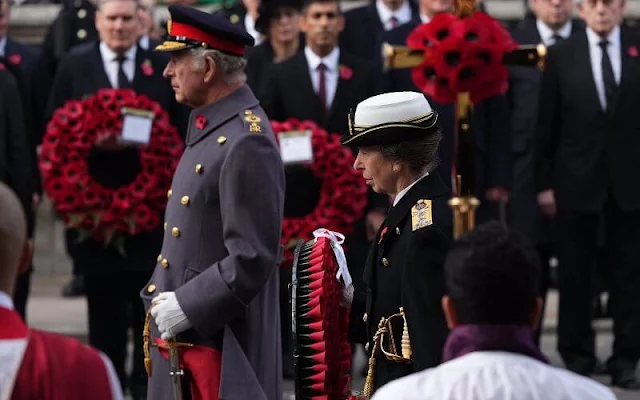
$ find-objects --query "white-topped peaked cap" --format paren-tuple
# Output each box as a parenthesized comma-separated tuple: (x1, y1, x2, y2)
(353, 92, 433, 126)
(340, 91, 439, 147)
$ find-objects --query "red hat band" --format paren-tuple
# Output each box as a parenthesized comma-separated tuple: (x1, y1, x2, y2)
(170, 21, 245, 56)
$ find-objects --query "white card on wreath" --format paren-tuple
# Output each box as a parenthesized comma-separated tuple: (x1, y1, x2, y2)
(279, 130, 313, 165)
(121, 107, 154, 145)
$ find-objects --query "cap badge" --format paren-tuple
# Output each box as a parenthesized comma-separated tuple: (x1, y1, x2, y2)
(195, 115, 208, 130)
(411, 199, 433, 231)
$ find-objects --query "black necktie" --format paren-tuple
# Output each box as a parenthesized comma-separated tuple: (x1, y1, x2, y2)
(115, 55, 131, 89)
(317, 63, 327, 112)
(551, 34, 563, 45)
(598, 40, 617, 113)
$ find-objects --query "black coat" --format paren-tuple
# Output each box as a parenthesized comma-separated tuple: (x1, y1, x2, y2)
(0, 70, 35, 234)
(507, 18, 583, 243)
(348, 172, 452, 393)
(536, 26, 640, 212)
(339, 1, 419, 60)
(45, 42, 189, 271)
(380, 20, 513, 199)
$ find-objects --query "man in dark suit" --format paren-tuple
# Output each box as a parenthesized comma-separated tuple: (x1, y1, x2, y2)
(380, 0, 511, 222)
(339, 0, 419, 60)
(261, 0, 385, 378)
(536, 0, 640, 388)
(245, 0, 303, 99)
(507, 0, 581, 347)
(45, 0, 187, 398)
(0, 0, 44, 320)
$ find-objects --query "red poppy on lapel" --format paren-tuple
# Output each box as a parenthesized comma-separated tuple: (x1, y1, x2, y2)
(628, 45, 639, 58)
(8, 54, 22, 65)
(339, 64, 353, 80)
(378, 227, 388, 245)
(195, 115, 207, 130)
(141, 59, 154, 76)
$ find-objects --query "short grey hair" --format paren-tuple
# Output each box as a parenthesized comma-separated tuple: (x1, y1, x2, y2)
(190, 48, 247, 85)
(380, 131, 443, 177)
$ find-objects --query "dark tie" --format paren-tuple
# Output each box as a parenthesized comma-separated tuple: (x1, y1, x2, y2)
(317, 62, 327, 112)
(115, 55, 131, 89)
(599, 40, 617, 113)
(389, 16, 399, 29)
(551, 34, 563, 45)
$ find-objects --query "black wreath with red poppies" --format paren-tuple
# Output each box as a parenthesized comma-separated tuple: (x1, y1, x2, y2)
(271, 119, 368, 266)
(39, 88, 183, 244)
(407, 12, 518, 104)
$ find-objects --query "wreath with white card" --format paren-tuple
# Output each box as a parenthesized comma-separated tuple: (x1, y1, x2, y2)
(271, 118, 368, 266)
(39, 88, 183, 251)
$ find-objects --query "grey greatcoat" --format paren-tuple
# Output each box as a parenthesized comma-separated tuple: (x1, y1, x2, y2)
(140, 85, 285, 400)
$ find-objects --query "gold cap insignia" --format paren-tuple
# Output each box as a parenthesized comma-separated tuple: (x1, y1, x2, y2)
(411, 199, 433, 231)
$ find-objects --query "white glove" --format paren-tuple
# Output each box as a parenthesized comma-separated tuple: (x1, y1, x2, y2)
(340, 283, 354, 309)
(150, 292, 192, 341)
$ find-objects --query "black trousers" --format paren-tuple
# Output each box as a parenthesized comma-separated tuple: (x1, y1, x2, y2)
(556, 195, 640, 374)
(83, 259, 152, 397)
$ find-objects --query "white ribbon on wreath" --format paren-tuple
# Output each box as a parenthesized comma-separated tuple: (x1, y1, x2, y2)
(312, 228, 352, 288)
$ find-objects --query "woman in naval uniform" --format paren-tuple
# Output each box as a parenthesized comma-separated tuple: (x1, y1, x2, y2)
(339, 91, 453, 396)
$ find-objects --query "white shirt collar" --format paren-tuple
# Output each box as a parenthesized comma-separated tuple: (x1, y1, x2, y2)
(420, 13, 431, 24)
(376, 0, 412, 30)
(139, 35, 150, 50)
(244, 13, 263, 45)
(0, 291, 14, 310)
(536, 19, 572, 46)
(0, 36, 7, 57)
(586, 24, 621, 49)
(393, 171, 430, 206)
(304, 46, 340, 72)
(99, 41, 137, 65)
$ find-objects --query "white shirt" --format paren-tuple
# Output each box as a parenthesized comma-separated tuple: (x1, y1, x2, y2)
(536, 19, 572, 47)
(393, 172, 429, 206)
(244, 13, 263, 45)
(0, 291, 123, 400)
(0, 36, 6, 57)
(586, 25, 622, 111)
(420, 14, 430, 24)
(372, 351, 617, 400)
(139, 35, 150, 50)
(99, 42, 137, 89)
(376, 0, 412, 31)
(305, 46, 340, 110)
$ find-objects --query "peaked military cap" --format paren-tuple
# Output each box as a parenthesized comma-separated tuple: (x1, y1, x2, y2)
(340, 91, 440, 147)
(155, 5, 255, 55)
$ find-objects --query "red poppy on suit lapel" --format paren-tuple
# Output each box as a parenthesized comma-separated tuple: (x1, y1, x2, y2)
(628, 45, 639, 58)
(141, 59, 154, 76)
(378, 226, 388, 244)
(8, 54, 21, 65)
(195, 115, 207, 130)
(339, 65, 353, 80)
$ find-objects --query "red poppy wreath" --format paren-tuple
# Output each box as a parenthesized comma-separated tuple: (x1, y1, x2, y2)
(271, 119, 368, 266)
(406, 11, 518, 104)
(39, 88, 183, 247)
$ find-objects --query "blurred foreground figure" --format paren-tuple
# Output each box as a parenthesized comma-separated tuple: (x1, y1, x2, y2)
(372, 222, 617, 400)
(0, 182, 123, 400)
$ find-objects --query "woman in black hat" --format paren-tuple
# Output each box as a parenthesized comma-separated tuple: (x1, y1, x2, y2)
(244, 0, 304, 100)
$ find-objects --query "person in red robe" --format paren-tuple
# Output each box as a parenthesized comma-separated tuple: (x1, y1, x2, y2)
(0, 182, 124, 400)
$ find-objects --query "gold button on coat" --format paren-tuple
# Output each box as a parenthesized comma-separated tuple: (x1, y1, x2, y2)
(147, 284, 156, 293)
(77, 9, 87, 18)
(164, 222, 167, 230)
(181, 196, 190, 205)
(77, 29, 87, 39)
(157, 254, 162, 262)
(171, 227, 180, 237)
(161, 259, 169, 268)
(217, 136, 226, 145)
(363, 313, 368, 322)
(195, 164, 203, 173)
(167, 189, 172, 198)
(382, 258, 390, 267)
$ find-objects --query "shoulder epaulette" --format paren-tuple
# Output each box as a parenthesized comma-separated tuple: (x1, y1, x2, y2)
(241, 109, 262, 133)
(411, 199, 433, 231)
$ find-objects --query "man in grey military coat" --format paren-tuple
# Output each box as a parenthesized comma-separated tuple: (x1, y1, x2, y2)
(140, 5, 285, 400)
